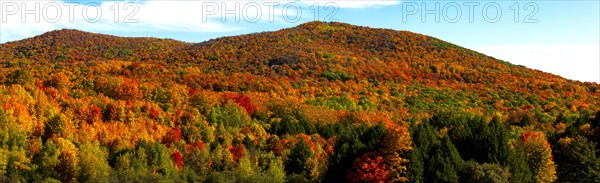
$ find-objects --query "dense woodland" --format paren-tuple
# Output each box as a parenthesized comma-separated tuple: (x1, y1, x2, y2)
(0, 21, 599, 182)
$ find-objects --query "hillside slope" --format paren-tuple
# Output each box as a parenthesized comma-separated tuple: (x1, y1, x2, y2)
(0, 22, 599, 182)
(3, 22, 597, 117)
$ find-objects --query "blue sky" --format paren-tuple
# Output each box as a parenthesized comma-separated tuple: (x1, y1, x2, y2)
(1, 0, 599, 82)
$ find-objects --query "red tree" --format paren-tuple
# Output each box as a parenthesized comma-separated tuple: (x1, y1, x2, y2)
(347, 152, 390, 183)
(171, 151, 184, 169)
(229, 144, 246, 162)
(224, 93, 256, 115)
(162, 127, 182, 144)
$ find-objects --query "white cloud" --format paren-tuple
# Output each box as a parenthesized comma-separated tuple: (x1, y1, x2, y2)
(300, 0, 399, 9)
(474, 44, 600, 83)
(0, 0, 401, 43)
(0, 0, 271, 43)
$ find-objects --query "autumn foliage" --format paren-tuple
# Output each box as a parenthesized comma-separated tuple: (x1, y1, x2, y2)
(0, 21, 597, 182)
(162, 127, 182, 145)
(224, 93, 256, 115)
(348, 152, 390, 183)
(519, 131, 557, 183)
(171, 151, 184, 169)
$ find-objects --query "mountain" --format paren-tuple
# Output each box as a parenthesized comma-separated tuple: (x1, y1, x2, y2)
(0, 22, 599, 182)
(3, 22, 597, 115)
(0, 29, 190, 62)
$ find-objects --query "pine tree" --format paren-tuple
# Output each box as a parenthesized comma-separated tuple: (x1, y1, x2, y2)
(408, 123, 437, 183)
(426, 137, 462, 183)
(409, 123, 463, 183)
(285, 139, 313, 174)
(459, 161, 511, 183)
(507, 143, 535, 183)
(556, 136, 600, 182)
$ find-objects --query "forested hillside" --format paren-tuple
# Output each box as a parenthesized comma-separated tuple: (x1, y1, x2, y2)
(0, 21, 598, 182)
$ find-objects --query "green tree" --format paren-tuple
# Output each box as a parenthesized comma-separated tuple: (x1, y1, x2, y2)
(407, 146, 424, 183)
(6, 69, 33, 85)
(209, 102, 250, 128)
(324, 123, 385, 182)
(145, 143, 177, 177)
(235, 156, 256, 182)
(78, 142, 111, 182)
(427, 137, 462, 183)
(407, 123, 437, 183)
(43, 115, 66, 142)
(56, 138, 79, 183)
(556, 136, 600, 182)
(33, 141, 61, 180)
(211, 144, 236, 171)
(285, 139, 313, 174)
(186, 146, 211, 175)
(5, 148, 31, 181)
(459, 160, 511, 183)
(409, 122, 463, 183)
(446, 115, 510, 164)
(507, 144, 535, 183)
(265, 157, 286, 183)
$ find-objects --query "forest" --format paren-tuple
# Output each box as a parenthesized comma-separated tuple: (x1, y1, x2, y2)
(0, 21, 598, 182)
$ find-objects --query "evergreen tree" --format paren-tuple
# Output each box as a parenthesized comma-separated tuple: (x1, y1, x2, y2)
(487, 118, 510, 164)
(449, 116, 510, 164)
(285, 139, 313, 174)
(407, 123, 437, 183)
(409, 122, 463, 183)
(324, 123, 385, 182)
(556, 136, 600, 182)
(426, 137, 462, 183)
(459, 161, 510, 183)
(507, 144, 535, 183)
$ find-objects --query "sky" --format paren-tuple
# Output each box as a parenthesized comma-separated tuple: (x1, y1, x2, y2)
(0, 0, 599, 83)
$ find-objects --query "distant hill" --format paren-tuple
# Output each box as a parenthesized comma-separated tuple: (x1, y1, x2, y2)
(0, 29, 190, 62)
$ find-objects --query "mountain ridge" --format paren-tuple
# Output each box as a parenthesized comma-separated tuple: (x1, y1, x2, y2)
(1, 21, 598, 90)
(0, 22, 587, 83)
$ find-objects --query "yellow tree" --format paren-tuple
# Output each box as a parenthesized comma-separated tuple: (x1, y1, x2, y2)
(380, 122, 413, 182)
(520, 131, 557, 183)
(56, 138, 79, 183)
